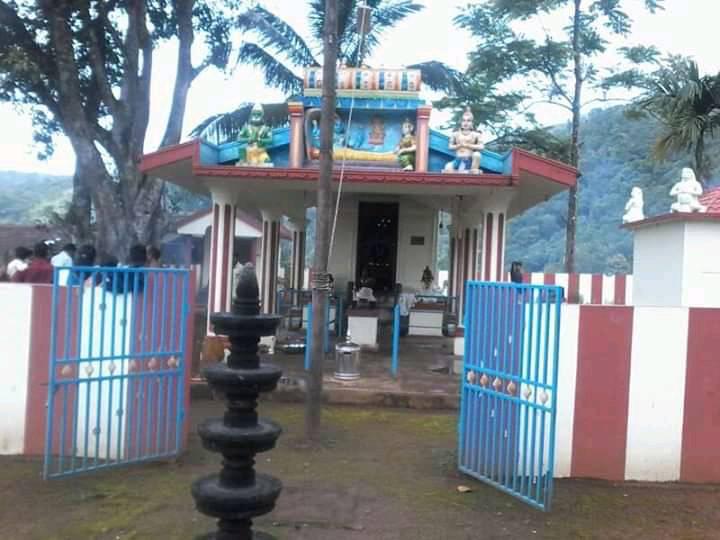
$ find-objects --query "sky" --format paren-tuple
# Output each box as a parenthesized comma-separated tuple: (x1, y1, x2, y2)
(1, 0, 719, 176)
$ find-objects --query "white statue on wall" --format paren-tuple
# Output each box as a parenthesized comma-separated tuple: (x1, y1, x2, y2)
(670, 168, 707, 213)
(623, 187, 645, 223)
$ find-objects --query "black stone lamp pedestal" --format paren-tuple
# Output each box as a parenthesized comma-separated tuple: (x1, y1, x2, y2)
(192, 265, 282, 540)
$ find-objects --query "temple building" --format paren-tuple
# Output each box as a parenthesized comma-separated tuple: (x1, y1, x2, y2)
(140, 67, 577, 327)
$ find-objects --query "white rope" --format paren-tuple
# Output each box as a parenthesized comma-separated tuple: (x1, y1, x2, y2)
(327, 4, 370, 267)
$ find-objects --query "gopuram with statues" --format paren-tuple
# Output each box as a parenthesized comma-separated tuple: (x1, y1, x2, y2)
(141, 66, 577, 345)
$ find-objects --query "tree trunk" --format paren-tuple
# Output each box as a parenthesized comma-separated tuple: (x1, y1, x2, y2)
(65, 170, 92, 243)
(565, 0, 583, 274)
(694, 134, 706, 185)
(305, 0, 338, 442)
(160, 0, 195, 148)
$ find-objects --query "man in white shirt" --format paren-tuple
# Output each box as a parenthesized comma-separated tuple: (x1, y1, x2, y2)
(51, 243, 76, 286)
(7, 246, 31, 279)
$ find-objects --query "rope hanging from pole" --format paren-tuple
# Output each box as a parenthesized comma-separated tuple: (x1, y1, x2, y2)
(327, 2, 371, 268)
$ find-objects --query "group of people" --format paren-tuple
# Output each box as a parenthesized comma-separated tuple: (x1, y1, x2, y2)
(1, 241, 163, 285)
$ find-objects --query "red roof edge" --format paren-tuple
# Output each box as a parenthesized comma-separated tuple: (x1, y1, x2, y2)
(623, 211, 720, 230)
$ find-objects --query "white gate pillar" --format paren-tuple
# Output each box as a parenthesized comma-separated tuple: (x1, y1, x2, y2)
(207, 191, 236, 331)
(259, 210, 282, 314)
(480, 210, 508, 282)
(449, 218, 481, 319)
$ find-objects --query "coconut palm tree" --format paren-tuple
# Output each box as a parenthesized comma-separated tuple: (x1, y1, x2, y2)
(636, 57, 720, 182)
(191, 1, 463, 141)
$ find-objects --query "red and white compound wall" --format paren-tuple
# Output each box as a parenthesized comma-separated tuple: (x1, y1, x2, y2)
(519, 272, 633, 306)
(554, 304, 720, 482)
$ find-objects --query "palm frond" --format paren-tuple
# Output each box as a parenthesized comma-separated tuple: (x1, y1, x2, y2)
(235, 43, 304, 95)
(189, 102, 290, 145)
(237, 5, 319, 68)
(407, 61, 465, 93)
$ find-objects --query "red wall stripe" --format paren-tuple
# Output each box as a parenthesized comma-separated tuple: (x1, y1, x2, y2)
(591, 274, 603, 304)
(484, 213, 493, 281)
(543, 273, 556, 285)
(572, 305, 633, 481)
(681, 308, 720, 482)
(208, 203, 220, 315)
(614, 274, 627, 305)
(24, 286, 55, 455)
(567, 273, 580, 303)
(495, 213, 504, 281)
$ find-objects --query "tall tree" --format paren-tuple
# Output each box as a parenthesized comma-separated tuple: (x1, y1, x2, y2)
(0, 1, 242, 257)
(631, 57, 720, 183)
(306, 0, 339, 443)
(456, 0, 663, 272)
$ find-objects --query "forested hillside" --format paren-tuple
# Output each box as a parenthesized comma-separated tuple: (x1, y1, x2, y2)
(506, 106, 720, 274)
(0, 171, 71, 223)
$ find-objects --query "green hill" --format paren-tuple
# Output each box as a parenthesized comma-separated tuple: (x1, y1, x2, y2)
(506, 106, 719, 274)
(0, 170, 72, 224)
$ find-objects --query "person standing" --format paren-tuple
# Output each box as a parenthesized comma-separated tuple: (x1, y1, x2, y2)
(67, 244, 97, 286)
(146, 246, 162, 268)
(12, 242, 54, 284)
(510, 261, 524, 284)
(51, 243, 76, 286)
(7, 246, 31, 280)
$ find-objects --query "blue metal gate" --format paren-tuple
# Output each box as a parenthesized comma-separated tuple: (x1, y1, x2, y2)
(44, 266, 190, 478)
(459, 281, 562, 510)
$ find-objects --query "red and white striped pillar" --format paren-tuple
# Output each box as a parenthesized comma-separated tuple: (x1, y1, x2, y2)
(259, 210, 282, 314)
(207, 192, 236, 331)
(448, 219, 480, 319)
(480, 210, 507, 282)
(290, 220, 306, 292)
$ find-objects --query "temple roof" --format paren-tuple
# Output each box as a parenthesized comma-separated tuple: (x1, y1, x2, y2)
(140, 139, 577, 218)
(700, 187, 720, 213)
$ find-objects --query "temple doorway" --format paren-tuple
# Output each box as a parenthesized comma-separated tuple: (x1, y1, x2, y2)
(355, 202, 399, 293)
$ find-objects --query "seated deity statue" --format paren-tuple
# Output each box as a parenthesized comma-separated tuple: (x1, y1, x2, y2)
(333, 116, 347, 149)
(237, 103, 273, 166)
(670, 168, 707, 213)
(622, 187, 645, 223)
(444, 107, 483, 174)
(395, 118, 417, 171)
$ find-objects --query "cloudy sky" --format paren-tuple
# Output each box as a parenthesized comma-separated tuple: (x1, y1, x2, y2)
(0, 0, 718, 175)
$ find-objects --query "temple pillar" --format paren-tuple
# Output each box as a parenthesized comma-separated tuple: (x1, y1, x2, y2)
(259, 210, 282, 314)
(448, 220, 481, 319)
(289, 218, 306, 293)
(480, 210, 508, 282)
(207, 191, 236, 331)
(415, 105, 432, 172)
(288, 102, 305, 168)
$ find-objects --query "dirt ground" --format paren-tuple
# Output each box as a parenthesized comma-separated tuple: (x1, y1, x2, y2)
(2, 399, 720, 540)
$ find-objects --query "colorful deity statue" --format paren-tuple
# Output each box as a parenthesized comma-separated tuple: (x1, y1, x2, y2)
(444, 107, 483, 174)
(368, 115, 386, 146)
(237, 103, 273, 167)
(395, 118, 417, 171)
(670, 168, 707, 213)
(333, 116, 347, 148)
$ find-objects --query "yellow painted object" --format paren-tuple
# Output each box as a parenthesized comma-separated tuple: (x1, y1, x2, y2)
(334, 148, 396, 162)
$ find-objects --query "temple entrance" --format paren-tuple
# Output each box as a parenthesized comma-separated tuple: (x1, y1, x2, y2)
(356, 202, 399, 293)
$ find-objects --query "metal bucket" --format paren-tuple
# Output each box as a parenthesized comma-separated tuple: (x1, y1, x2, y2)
(334, 335, 361, 381)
